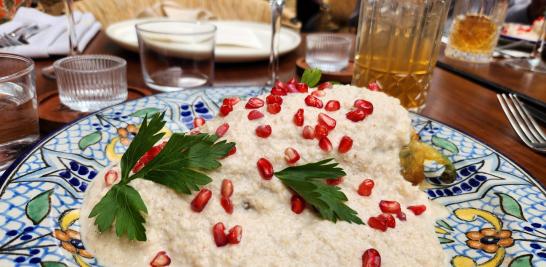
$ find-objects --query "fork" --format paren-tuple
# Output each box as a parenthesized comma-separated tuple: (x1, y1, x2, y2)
(497, 93, 546, 153)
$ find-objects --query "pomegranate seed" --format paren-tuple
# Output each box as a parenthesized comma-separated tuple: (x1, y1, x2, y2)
(284, 147, 301, 164)
(296, 82, 309, 93)
(291, 194, 305, 214)
(271, 87, 287, 96)
(267, 103, 281, 114)
(319, 137, 333, 152)
(379, 200, 401, 214)
(225, 146, 236, 157)
(275, 80, 288, 90)
(212, 222, 228, 247)
(317, 82, 333, 90)
(367, 216, 387, 232)
(245, 97, 264, 109)
(193, 117, 206, 128)
(220, 196, 234, 214)
(396, 211, 407, 221)
(305, 95, 323, 108)
(357, 179, 375, 196)
(311, 90, 326, 97)
(338, 136, 354, 153)
(132, 142, 167, 173)
(227, 225, 243, 244)
(367, 81, 382, 91)
(407, 205, 427, 215)
(104, 169, 119, 186)
(286, 83, 299, 93)
(287, 77, 297, 84)
(222, 97, 240, 106)
(247, 110, 264, 120)
(293, 108, 304, 126)
(324, 100, 340, 111)
(266, 94, 283, 105)
(219, 104, 233, 117)
(314, 124, 329, 139)
(255, 125, 272, 138)
(150, 251, 171, 267)
(191, 189, 212, 212)
(354, 99, 374, 115)
(326, 177, 344, 186)
(302, 126, 315, 139)
(346, 109, 367, 122)
(221, 179, 233, 198)
(377, 213, 396, 228)
(318, 113, 336, 130)
(215, 123, 230, 137)
(362, 248, 381, 267)
(257, 158, 273, 180)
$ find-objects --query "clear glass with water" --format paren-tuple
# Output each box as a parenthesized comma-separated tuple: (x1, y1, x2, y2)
(54, 55, 128, 112)
(306, 34, 352, 72)
(0, 54, 39, 170)
(136, 21, 216, 92)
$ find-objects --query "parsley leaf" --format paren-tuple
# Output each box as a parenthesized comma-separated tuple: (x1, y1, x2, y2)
(275, 159, 363, 224)
(88, 184, 148, 241)
(301, 68, 322, 87)
(89, 113, 235, 241)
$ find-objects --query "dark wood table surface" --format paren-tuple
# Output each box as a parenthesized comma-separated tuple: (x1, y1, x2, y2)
(33, 32, 546, 186)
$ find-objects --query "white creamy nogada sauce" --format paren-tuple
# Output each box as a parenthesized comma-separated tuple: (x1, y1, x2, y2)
(80, 85, 447, 267)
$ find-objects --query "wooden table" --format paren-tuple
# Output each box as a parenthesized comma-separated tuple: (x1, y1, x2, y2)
(34, 32, 546, 185)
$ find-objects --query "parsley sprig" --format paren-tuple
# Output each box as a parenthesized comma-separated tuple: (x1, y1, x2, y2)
(275, 159, 363, 224)
(89, 112, 235, 241)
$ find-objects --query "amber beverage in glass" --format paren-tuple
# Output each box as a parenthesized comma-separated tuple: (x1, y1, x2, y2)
(352, 0, 450, 111)
(445, 0, 509, 63)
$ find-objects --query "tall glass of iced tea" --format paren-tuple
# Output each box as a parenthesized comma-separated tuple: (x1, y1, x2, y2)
(352, 0, 451, 111)
(445, 0, 509, 63)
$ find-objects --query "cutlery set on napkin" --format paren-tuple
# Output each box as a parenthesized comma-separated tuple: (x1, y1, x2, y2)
(0, 7, 101, 58)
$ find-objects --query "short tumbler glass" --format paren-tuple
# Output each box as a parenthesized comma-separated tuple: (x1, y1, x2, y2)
(136, 20, 216, 92)
(0, 53, 39, 170)
(54, 55, 128, 112)
(306, 34, 352, 72)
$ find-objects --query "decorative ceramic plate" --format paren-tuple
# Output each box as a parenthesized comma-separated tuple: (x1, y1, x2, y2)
(0, 87, 545, 267)
(105, 19, 302, 63)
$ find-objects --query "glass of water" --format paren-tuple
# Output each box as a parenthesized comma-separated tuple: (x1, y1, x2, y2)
(136, 20, 216, 91)
(0, 53, 39, 170)
(54, 55, 128, 112)
(306, 33, 352, 72)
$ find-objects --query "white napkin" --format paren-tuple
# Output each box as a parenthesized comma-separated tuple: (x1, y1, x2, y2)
(0, 7, 101, 58)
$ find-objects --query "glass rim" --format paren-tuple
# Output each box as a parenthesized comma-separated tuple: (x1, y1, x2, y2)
(135, 20, 217, 35)
(306, 33, 352, 44)
(0, 53, 34, 83)
(53, 55, 127, 74)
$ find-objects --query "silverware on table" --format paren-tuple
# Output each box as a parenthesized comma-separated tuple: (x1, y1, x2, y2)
(0, 25, 44, 48)
(497, 93, 546, 153)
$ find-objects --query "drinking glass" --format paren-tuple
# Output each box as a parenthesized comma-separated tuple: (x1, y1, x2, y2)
(0, 54, 38, 170)
(54, 55, 127, 112)
(136, 21, 216, 92)
(445, 0, 509, 63)
(352, 0, 451, 112)
(306, 33, 352, 72)
(269, 0, 285, 84)
(502, 14, 546, 73)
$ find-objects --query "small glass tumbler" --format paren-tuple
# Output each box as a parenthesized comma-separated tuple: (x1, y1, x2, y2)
(54, 55, 128, 112)
(306, 34, 352, 72)
(445, 0, 509, 63)
(0, 53, 39, 170)
(136, 20, 216, 92)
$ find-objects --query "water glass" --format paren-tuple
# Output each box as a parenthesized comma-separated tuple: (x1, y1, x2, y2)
(306, 34, 352, 72)
(0, 54, 39, 170)
(445, 0, 509, 63)
(352, 0, 450, 112)
(136, 20, 216, 91)
(54, 55, 127, 112)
